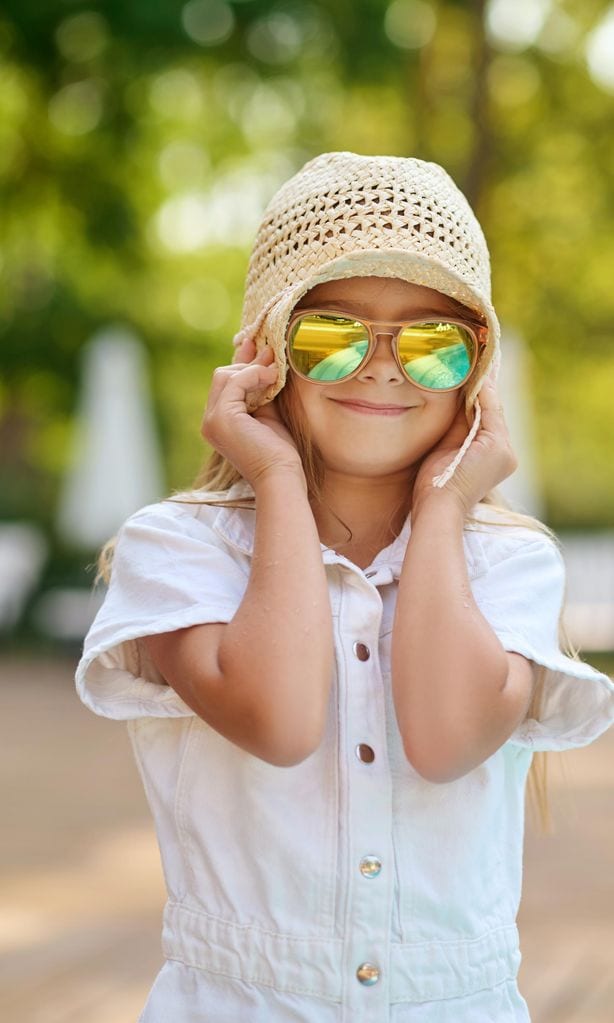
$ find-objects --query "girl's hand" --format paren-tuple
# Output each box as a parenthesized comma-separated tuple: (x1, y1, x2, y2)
(201, 336, 304, 489)
(411, 375, 518, 517)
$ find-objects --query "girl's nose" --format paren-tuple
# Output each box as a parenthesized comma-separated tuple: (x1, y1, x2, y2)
(356, 334, 404, 384)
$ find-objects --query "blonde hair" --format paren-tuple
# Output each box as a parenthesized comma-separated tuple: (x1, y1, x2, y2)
(96, 370, 579, 837)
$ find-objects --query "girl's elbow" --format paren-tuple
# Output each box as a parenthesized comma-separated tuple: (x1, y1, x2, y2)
(260, 732, 322, 767)
(402, 739, 460, 784)
(257, 714, 325, 767)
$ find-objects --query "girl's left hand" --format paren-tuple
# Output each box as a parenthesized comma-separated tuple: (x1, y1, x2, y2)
(411, 375, 518, 517)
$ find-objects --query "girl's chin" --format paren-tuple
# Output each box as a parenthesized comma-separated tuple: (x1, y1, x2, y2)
(319, 455, 422, 477)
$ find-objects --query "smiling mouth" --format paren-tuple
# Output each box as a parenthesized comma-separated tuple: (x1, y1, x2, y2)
(329, 398, 414, 415)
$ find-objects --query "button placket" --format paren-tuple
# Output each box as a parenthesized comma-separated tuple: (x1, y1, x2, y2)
(340, 581, 391, 1015)
(354, 641, 382, 887)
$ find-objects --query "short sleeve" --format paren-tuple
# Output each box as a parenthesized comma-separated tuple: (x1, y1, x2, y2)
(75, 502, 248, 720)
(471, 534, 614, 752)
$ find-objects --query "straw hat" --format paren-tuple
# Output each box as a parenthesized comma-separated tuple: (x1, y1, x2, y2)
(232, 151, 500, 488)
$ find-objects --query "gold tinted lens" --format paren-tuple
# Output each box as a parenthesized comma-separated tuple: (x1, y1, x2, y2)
(398, 322, 475, 390)
(288, 314, 370, 381)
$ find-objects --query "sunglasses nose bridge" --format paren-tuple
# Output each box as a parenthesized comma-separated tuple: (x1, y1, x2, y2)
(370, 321, 398, 339)
(369, 327, 402, 365)
(369, 323, 406, 361)
(360, 328, 405, 382)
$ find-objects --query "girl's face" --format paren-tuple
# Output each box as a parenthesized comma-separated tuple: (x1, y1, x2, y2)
(288, 276, 478, 480)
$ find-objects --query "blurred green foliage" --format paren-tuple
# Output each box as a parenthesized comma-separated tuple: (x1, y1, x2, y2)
(1, 0, 613, 545)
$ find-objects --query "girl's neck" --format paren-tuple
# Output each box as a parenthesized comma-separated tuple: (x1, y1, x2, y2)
(310, 469, 416, 569)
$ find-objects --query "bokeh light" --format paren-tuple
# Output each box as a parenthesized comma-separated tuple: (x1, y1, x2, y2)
(48, 79, 103, 135)
(55, 11, 109, 63)
(148, 68, 205, 121)
(486, 0, 552, 51)
(240, 83, 300, 146)
(535, 8, 579, 57)
(158, 140, 211, 190)
(246, 12, 304, 64)
(585, 7, 614, 93)
(181, 0, 235, 47)
(384, 0, 437, 51)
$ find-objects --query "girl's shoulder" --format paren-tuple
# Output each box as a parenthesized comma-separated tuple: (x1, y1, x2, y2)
(118, 481, 254, 543)
(121, 494, 219, 532)
(463, 501, 562, 577)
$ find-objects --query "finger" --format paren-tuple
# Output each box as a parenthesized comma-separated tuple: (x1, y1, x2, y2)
(207, 365, 244, 407)
(206, 365, 269, 418)
(478, 377, 506, 420)
(233, 333, 258, 364)
(216, 350, 269, 372)
(255, 345, 275, 364)
(234, 337, 276, 367)
(209, 349, 275, 395)
(215, 361, 278, 408)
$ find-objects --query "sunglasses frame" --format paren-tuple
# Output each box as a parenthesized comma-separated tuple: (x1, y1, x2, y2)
(286, 307, 489, 393)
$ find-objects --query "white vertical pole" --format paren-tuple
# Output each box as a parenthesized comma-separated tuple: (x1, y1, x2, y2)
(57, 325, 164, 548)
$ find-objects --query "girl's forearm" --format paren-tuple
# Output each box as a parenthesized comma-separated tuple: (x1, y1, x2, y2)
(218, 468, 334, 762)
(391, 498, 514, 782)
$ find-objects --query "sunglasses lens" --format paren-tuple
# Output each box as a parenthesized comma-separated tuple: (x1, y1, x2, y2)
(288, 314, 370, 381)
(397, 322, 475, 390)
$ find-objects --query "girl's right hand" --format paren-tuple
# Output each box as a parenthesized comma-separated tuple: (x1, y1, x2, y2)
(201, 336, 304, 489)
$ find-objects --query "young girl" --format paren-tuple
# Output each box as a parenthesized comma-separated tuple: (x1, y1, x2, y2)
(77, 152, 614, 1022)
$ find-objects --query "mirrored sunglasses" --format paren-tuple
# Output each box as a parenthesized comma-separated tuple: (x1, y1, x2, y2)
(286, 309, 488, 392)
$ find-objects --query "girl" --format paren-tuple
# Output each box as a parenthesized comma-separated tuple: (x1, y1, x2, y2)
(77, 152, 614, 1022)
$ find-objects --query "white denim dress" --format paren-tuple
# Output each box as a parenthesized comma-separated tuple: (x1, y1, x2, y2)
(75, 481, 614, 1022)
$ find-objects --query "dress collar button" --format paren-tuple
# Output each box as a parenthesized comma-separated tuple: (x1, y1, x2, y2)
(353, 641, 370, 661)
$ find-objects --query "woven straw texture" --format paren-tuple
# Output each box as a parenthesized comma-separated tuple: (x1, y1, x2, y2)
(232, 151, 502, 488)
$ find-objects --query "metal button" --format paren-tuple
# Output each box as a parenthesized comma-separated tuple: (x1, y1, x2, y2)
(359, 855, 382, 878)
(365, 569, 377, 579)
(353, 641, 370, 661)
(355, 743, 375, 763)
(356, 962, 380, 985)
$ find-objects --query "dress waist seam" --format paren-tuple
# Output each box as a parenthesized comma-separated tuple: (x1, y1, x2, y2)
(162, 900, 521, 1003)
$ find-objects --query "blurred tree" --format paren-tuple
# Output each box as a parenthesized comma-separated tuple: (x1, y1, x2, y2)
(0, 0, 613, 558)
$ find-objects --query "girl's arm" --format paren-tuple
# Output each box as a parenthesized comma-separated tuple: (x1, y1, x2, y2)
(391, 495, 536, 783)
(143, 345, 334, 767)
(391, 376, 535, 783)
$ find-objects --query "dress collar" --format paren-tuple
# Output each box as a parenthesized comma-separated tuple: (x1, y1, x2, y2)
(211, 479, 411, 583)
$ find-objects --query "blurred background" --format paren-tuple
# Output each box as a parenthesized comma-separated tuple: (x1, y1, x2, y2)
(1, 1, 613, 1021)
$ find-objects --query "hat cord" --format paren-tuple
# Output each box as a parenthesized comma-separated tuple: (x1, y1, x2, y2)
(431, 397, 482, 489)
